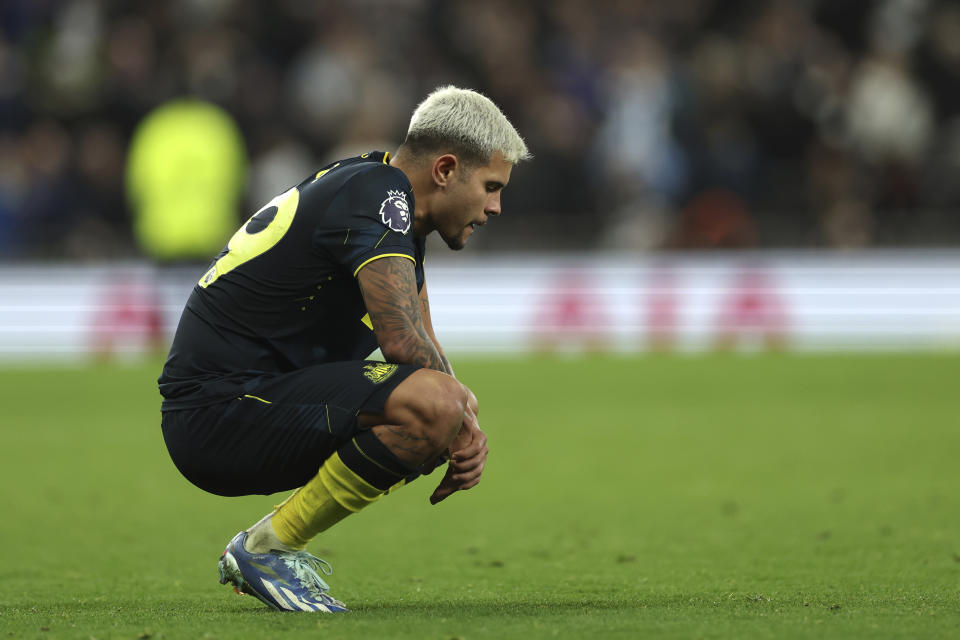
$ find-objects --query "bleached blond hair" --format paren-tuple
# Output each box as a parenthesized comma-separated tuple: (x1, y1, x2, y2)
(403, 86, 531, 165)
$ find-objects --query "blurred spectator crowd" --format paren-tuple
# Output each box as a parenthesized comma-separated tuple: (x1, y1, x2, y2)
(2, 0, 960, 260)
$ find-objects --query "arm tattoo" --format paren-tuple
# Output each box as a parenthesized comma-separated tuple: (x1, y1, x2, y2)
(420, 294, 455, 376)
(358, 257, 446, 372)
(439, 354, 454, 377)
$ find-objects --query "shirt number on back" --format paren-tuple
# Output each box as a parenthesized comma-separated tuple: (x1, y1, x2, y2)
(199, 187, 300, 288)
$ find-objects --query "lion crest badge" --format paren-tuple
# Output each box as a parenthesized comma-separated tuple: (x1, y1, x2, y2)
(379, 189, 411, 234)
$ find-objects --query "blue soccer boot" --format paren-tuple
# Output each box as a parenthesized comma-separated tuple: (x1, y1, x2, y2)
(217, 531, 349, 612)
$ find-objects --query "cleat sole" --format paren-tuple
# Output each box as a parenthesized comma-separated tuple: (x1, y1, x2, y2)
(218, 551, 243, 587)
(218, 550, 283, 611)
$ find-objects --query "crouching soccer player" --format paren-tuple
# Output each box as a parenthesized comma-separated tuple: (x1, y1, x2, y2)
(158, 86, 530, 612)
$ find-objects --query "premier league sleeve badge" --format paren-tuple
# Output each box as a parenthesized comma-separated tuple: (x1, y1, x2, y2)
(379, 190, 411, 234)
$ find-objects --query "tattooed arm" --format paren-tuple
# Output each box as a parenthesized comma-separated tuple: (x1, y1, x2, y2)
(357, 256, 477, 414)
(418, 281, 480, 418)
(356, 256, 446, 372)
(418, 282, 455, 377)
(416, 282, 485, 504)
(416, 278, 481, 464)
(359, 257, 486, 503)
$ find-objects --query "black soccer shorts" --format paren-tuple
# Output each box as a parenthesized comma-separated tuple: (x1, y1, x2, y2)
(160, 360, 421, 496)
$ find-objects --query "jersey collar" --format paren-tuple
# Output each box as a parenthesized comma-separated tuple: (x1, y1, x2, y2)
(363, 150, 391, 165)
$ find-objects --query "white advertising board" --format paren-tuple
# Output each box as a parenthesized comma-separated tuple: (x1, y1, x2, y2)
(0, 251, 958, 360)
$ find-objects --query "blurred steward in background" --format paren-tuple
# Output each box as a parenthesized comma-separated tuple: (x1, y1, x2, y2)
(126, 98, 246, 262)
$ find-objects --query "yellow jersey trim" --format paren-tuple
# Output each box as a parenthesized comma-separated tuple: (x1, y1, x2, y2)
(242, 394, 272, 404)
(353, 253, 415, 278)
(314, 162, 340, 181)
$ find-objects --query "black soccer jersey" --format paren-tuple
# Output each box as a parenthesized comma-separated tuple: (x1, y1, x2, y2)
(158, 151, 425, 410)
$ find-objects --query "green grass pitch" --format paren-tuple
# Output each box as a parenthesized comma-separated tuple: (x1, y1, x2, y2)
(0, 354, 958, 639)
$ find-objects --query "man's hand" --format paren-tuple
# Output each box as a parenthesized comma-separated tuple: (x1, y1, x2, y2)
(430, 388, 487, 504)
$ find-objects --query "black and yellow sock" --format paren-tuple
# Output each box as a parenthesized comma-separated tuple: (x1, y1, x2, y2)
(338, 428, 422, 491)
(272, 430, 420, 549)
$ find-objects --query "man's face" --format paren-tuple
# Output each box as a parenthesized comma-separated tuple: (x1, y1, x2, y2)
(435, 152, 513, 250)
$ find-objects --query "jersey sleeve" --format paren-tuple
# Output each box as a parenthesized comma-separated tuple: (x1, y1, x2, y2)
(314, 164, 417, 277)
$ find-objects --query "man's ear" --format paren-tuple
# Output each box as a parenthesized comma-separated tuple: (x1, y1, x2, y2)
(432, 154, 458, 188)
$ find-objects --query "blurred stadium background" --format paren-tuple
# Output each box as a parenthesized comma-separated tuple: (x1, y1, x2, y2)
(1, 0, 960, 358)
(3, 4, 960, 636)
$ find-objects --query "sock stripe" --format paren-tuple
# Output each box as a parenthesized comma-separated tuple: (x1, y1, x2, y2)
(340, 440, 415, 491)
(351, 439, 406, 478)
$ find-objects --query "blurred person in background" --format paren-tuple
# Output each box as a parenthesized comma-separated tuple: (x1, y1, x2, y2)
(594, 30, 689, 250)
(125, 98, 247, 262)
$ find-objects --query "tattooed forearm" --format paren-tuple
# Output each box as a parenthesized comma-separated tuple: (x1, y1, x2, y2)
(439, 354, 454, 377)
(420, 286, 455, 377)
(357, 257, 446, 372)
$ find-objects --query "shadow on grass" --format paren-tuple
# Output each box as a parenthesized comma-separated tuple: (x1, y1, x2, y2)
(8, 591, 884, 622)
(2, 596, 644, 620)
(352, 598, 645, 617)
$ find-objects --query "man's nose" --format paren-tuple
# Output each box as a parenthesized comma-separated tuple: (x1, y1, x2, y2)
(485, 194, 501, 216)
